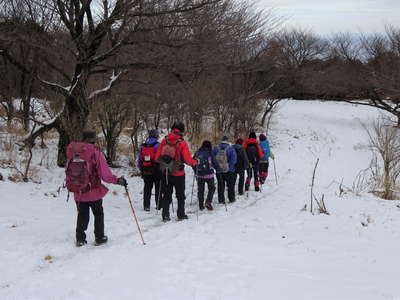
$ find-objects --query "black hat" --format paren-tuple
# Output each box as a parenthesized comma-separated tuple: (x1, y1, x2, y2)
(149, 129, 160, 138)
(259, 134, 266, 141)
(249, 132, 257, 139)
(82, 130, 97, 144)
(201, 140, 212, 149)
(171, 122, 185, 133)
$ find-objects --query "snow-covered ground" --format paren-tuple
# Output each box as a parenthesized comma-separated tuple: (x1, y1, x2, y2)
(2, 100, 400, 300)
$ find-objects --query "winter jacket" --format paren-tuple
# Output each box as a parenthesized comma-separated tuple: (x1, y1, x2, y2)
(233, 144, 250, 172)
(137, 137, 160, 172)
(154, 129, 197, 176)
(69, 143, 118, 202)
(212, 142, 237, 173)
(193, 147, 217, 179)
(243, 138, 264, 163)
(259, 140, 271, 163)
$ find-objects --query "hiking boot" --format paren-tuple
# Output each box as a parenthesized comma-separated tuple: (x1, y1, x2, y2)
(218, 201, 226, 204)
(245, 184, 250, 192)
(238, 192, 244, 196)
(144, 207, 150, 212)
(199, 203, 205, 211)
(255, 186, 260, 192)
(95, 236, 108, 246)
(205, 202, 213, 211)
(162, 216, 171, 222)
(177, 214, 189, 221)
(76, 240, 87, 247)
(229, 199, 236, 203)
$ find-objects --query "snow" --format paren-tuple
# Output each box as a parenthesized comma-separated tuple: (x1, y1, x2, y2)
(2, 100, 400, 299)
(88, 71, 122, 100)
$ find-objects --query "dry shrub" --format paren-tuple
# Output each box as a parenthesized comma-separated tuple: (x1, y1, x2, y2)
(363, 118, 400, 200)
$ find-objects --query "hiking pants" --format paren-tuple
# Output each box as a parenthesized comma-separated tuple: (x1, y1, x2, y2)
(76, 199, 104, 242)
(235, 170, 245, 195)
(161, 175, 186, 218)
(197, 177, 216, 207)
(259, 161, 269, 183)
(143, 174, 161, 209)
(246, 163, 260, 187)
(216, 172, 236, 203)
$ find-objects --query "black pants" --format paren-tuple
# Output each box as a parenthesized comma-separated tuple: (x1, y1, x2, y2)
(246, 163, 260, 186)
(143, 174, 161, 209)
(216, 172, 236, 203)
(76, 199, 104, 242)
(161, 175, 186, 218)
(197, 177, 216, 207)
(235, 170, 245, 195)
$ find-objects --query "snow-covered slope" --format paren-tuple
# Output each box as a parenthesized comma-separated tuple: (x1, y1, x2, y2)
(2, 100, 400, 300)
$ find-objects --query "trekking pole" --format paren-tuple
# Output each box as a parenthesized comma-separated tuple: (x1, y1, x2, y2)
(125, 186, 146, 245)
(190, 167, 196, 206)
(273, 158, 278, 185)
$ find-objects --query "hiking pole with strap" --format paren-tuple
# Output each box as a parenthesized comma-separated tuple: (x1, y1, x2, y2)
(273, 158, 278, 185)
(125, 186, 146, 245)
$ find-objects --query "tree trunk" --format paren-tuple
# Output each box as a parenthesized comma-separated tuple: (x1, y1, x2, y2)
(57, 84, 90, 166)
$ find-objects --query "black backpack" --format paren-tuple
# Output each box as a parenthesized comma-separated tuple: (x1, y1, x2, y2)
(246, 143, 259, 165)
(234, 146, 245, 170)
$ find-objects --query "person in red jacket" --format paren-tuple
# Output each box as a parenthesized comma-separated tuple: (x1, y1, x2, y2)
(155, 122, 198, 221)
(243, 132, 264, 192)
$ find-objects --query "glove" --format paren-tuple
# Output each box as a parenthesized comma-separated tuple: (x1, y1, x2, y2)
(270, 153, 275, 160)
(117, 177, 128, 187)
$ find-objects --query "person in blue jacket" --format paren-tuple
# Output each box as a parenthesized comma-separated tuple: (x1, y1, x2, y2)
(212, 135, 237, 204)
(259, 133, 274, 184)
(137, 129, 161, 211)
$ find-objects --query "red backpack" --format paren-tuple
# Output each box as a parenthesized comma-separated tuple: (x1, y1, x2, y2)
(65, 142, 100, 194)
(157, 138, 183, 174)
(140, 143, 158, 175)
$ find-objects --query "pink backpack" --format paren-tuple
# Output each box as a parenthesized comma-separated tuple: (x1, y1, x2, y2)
(65, 142, 99, 193)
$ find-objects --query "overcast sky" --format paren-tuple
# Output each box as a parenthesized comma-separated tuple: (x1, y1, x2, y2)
(257, 0, 400, 35)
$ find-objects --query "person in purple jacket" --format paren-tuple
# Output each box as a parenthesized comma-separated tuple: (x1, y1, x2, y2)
(193, 140, 217, 210)
(137, 129, 161, 211)
(212, 135, 237, 204)
(67, 131, 127, 247)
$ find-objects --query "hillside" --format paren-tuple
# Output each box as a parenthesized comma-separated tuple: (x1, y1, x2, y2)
(1, 100, 400, 300)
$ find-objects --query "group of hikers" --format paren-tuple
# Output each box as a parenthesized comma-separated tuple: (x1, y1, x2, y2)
(65, 122, 274, 247)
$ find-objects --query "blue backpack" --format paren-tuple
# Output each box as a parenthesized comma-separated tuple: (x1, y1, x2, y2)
(195, 150, 214, 176)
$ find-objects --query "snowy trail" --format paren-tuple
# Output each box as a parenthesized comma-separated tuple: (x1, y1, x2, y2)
(2, 101, 400, 300)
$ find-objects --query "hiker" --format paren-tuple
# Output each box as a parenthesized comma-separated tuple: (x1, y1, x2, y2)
(243, 132, 264, 192)
(259, 133, 274, 184)
(193, 140, 217, 211)
(137, 129, 161, 211)
(233, 138, 250, 195)
(155, 122, 198, 221)
(65, 131, 127, 247)
(213, 135, 237, 204)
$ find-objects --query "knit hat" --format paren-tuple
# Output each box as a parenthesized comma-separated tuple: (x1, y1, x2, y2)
(149, 129, 159, 138)
(259, 134, 266, 141)
(235, 138, 244, 145)
(222, 134, 230, 141)
(171, 122, 185, 133)
(201, 140, 212, 150)
(82, 130, 97, 144)
(249, 131, 257, 139)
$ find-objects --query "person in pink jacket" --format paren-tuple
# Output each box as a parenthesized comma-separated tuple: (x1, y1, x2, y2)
(66, 131, 127, 247)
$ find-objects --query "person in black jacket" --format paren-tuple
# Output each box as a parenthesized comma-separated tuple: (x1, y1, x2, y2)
(233, 138, 249, 195)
